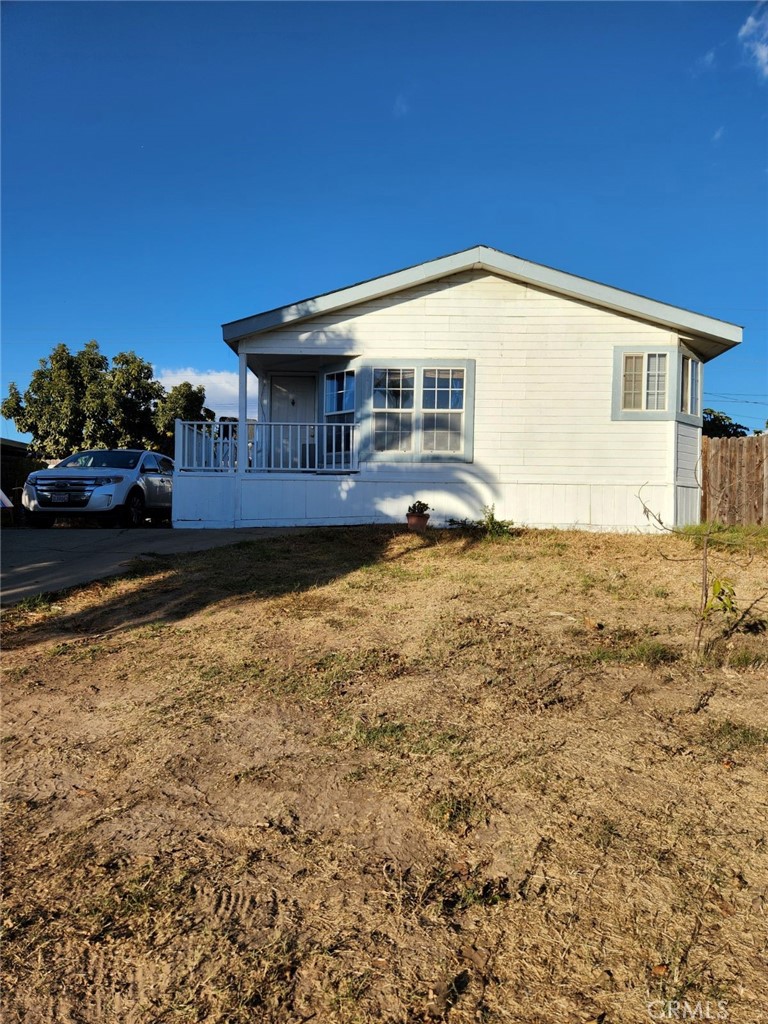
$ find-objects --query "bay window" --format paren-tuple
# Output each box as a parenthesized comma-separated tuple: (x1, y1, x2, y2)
(613, 346, 703, 423)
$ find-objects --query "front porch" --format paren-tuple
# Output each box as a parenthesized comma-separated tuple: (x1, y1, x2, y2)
(172, 348, 374, 527)
(175, 419, 357, 474)
(170, 418, 674, 531)
(171, 416, 499, 529)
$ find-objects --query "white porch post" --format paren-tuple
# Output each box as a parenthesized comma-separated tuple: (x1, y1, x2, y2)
(238, 350, 248, 473)
(235, 351, 247, 527)
(238, 351, 248, 430)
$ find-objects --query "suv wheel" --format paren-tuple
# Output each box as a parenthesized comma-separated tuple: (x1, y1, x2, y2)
(120, 490, 146, 528)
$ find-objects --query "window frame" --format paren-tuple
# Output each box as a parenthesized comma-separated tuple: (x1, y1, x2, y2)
(357, 360, 476, 463)
(421, 367, 466, 454)
(320, 368, 357, 470)
(324, 369, 356, 424)
(612, 345, 704, 425)
(372, 367, 416, 453)
(644, 352, 668, 411)
(612, 346, 675, 422)
(680, 353, 701, 418)
(619, 351, 668, 412)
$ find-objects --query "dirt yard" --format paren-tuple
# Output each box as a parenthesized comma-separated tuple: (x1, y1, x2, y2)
(2, 525, 767, 1024)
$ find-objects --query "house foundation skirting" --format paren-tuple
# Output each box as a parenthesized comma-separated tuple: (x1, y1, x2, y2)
(172, 472, 677, 532)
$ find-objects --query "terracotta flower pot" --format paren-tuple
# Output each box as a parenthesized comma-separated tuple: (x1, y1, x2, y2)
(406, 512, 430, 533)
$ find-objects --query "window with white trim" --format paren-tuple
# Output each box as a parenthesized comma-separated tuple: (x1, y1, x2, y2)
(422, 368, 465, 452)
(373, 368, 414, 452)
(372, 366, 467, 455)
(680, 355, 700, 416)
(646, 353, 667, 410)
(622, 354, 643, 410)
(324, 370, 355, 466)
(325, 371, 355, 424)
(622, 352, 667, 411)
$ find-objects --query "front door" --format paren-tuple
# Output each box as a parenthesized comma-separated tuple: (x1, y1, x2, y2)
(270, 376, 317, 469)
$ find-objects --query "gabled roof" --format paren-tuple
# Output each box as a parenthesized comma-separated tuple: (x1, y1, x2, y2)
(222, 245, 742, 361)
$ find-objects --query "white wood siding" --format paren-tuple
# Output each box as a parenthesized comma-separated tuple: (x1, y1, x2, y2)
(245, 271, 674, 524)
(174, 470, 671, 532)
(675, 422, 702, 485)
(674, 422, 702, 527)
(675, 486, 701, 527)
(175, 272, 686, 530)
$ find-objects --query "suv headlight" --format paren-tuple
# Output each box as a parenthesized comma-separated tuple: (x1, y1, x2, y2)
(95, 476, 125, 485)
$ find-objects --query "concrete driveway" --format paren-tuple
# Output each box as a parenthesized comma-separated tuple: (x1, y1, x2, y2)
(1, 525, 299, 605)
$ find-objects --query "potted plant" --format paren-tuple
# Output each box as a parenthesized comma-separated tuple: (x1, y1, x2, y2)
(406, 500, 431, 533)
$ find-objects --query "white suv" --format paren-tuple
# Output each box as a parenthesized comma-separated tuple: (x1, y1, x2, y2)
(22, 449, 174, 528)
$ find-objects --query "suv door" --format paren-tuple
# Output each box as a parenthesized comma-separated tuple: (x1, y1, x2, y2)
(157, 456, 174, 509)
(140, 453, 164, 508)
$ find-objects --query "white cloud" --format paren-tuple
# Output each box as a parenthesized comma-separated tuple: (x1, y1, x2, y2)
(393, 93, 410, 118)
(155, 367, 252, 418)
(712, 125, 725, 143)
(691, 47, 717, 78)
(739, 3, 768, 78)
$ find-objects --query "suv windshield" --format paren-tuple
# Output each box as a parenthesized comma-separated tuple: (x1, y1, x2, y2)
(58, 450, 142, 470)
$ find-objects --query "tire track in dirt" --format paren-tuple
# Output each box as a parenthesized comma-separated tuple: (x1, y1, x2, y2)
(11, 948, 172, 1024)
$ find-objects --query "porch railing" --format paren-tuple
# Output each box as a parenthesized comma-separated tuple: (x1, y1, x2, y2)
(176, 420, 357, 473)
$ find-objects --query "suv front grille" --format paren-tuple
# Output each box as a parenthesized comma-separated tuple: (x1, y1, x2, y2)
(34, 476, 98, 509)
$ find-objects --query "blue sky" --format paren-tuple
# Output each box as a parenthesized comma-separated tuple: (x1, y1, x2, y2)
(2, 1, 767, 437)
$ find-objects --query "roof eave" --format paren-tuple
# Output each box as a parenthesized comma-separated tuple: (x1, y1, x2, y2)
(222, 245, 742, 356)
(221, 247, 488, 349)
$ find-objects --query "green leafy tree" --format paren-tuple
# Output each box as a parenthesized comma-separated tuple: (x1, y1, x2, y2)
(79, 340, 113, 448)
(2, 342, 111, 457)
(103, 351, 165, 449)
(1, 341, 212, 459)
(154, 382, 215, 455)
(702, 409, 749, 439)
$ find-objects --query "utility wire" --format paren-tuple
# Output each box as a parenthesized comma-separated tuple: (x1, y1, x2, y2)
(704, 395, 768, 406)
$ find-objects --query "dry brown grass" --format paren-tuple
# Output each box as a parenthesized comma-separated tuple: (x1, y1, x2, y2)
(2, 526, 767, 1024)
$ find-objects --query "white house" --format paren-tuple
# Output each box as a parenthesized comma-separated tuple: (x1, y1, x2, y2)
(173, 246, 741, 531)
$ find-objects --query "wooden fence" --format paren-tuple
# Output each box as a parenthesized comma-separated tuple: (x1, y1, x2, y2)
(701, 434, 768, 526)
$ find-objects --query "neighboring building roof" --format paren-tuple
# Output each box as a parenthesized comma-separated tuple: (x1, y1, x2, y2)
(0, 437, 30, 454)
(222, 245, 742, 361)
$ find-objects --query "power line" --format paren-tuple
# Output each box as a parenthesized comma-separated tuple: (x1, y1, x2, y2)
(705, 394, 768, 406)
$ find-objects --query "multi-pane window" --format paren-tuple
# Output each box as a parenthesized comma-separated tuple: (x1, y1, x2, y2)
(690, 359, 699, 415)
(422, 369, 465, 452)
(622, 355, 643, 410)
(646, 354, 667, 410)
(622, 353, 667, 411)
(325, 371, 355, 423)
(324, 371, 355, 466)
(373, 368, 414, 452)
(680, 355, 700, 416)
(372, 366, 467, 455)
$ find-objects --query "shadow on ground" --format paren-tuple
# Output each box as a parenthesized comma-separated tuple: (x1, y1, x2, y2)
(1, 526, 491, 650)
